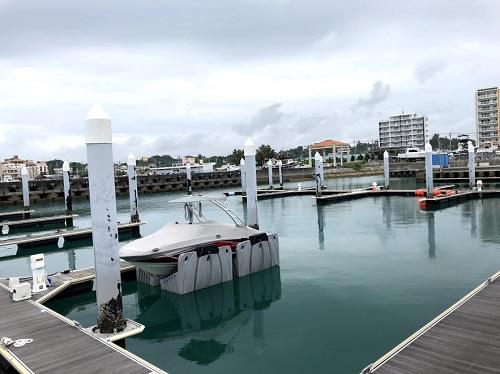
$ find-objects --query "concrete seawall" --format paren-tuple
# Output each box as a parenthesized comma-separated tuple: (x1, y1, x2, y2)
(0, 172, 241, 206)
(0, 167, 383, 206)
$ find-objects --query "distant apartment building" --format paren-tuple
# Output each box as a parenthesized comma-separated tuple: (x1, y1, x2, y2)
(0, 155, 48, 181)
(378, 113, 427, 150)
(476, 87, 500, 147)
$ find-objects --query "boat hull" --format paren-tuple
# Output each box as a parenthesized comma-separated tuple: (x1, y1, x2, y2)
(129, 261, 178, 276)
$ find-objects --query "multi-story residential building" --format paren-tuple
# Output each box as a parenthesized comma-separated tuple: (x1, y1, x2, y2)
(476, 87, 499, 147)
(0, 155, 48, 181)
(379, 113, 427, 151)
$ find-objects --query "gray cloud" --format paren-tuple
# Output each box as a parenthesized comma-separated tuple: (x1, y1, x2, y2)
(1, 0, 497, 60)
(353, 81, 391, 109)
(414, 60, 446, 83)
(234, 103, 285, 136)
(1, 0, 500, 162)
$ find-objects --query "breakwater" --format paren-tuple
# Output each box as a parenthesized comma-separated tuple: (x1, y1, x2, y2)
(0, 166, 383, 206)
(0, 172, 241, 205)
(413, 167, 500, 184)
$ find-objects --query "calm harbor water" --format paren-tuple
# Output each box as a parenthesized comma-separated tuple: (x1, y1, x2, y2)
(1, 175, 500, 373)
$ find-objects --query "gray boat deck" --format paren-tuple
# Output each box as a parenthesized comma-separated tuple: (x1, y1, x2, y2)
(364, 271, 500, 374)
(0, 282, 165, 374)
(0, 221, 143, 249)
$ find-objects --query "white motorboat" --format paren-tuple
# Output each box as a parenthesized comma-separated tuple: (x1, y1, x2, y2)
(396, 147, 425, 160)
(120, 194, 261, 276)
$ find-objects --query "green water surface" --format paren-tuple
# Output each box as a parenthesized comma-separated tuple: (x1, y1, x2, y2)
(1, 176, 499, 373)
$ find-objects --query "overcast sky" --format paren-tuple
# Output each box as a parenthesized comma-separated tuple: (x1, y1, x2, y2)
(1, 0, 499, 162)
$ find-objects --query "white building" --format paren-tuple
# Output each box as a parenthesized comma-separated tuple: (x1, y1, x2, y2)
(0, 155, 48, 181)
(379, 113, 427, 151)
(476, 87, 499, 147)
(150, 163, 215, 175)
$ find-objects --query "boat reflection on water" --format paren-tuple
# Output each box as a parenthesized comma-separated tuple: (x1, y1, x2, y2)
(135, 266, 282, 365)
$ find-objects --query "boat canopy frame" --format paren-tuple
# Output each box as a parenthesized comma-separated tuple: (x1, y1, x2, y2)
(171, 194, 245, 227)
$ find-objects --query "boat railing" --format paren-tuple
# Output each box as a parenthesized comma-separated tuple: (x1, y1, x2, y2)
(210, 199, 245, 227)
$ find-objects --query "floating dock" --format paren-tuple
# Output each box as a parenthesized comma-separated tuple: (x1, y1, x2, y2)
(0, 262, 136, 304)
(0, 222, 143, 249)
(419, 190, 500, 210)
(0, 210, 34, 221)
(254, 189, 350, 200)
(315, 190, 416, 204)
(1, 214, 78, 233)
(363, 271, 500, 374)
(0, 264, 165, 374)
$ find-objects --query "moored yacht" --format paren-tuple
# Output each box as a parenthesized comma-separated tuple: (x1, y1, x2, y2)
(120, 194, 261, 276)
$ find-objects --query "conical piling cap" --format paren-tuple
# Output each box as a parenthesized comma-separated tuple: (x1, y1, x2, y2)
(20, 166, 28, 176)
(240, 158, 245, 166)
(244, 138, 256, 156)
(127, 153, 136, 166)
(85, 104, 112, 144)
(267, 160, 272, 166)
(468, 141, 474, 152)
(383, 150, 389, 158)
(62, 161, 70, 172)
(85, 104, 110, 120)
(314, 151, 322, 161)
(425, 142, 432, 152)
(278, 160, 282, 166)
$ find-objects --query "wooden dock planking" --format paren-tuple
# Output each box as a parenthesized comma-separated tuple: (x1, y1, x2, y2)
(0, 221, 143, 249)
(364, 271, 500, 374)
(0, 284, 165, 374)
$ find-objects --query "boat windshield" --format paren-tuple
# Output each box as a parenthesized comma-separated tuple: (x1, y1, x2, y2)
(170, 194, 245, 227)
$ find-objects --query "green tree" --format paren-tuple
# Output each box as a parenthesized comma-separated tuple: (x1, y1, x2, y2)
(227, 149, 244, 165)
(46, 159, 63, 174)
(256, 144, 276, 166)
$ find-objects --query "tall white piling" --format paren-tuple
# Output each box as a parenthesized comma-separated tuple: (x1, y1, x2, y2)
(468, 141, 476, 188)
(186, 162, 192, 195)
(333, 148, 337, 167)
(383, 151, 390, 190)
(314, 152, 323, 196)
(67, 250, 76, 271)
(244, 138, 259, 229)
(85, 104, 125, 333)
(62, 161, 73, 227)
(278, 160, 283, 188)
(319, 154, 325, 187)
(425, 142, 433, 197)
(20, 167, 30, 219)
(127, 153, 139, 223)
(267, 160, 273, 189)
(240, 158, 246, 194)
